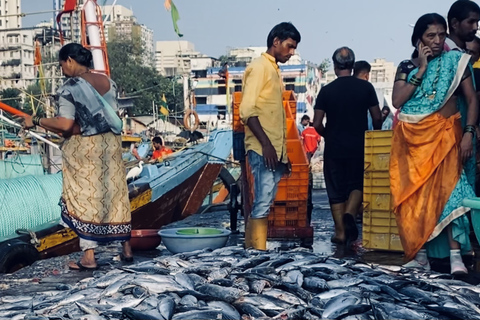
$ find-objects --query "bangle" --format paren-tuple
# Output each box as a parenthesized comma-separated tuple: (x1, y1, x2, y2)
(464, 125, 476, 134)
(408, 75, 422, 86)
(32, 116, 41, 126)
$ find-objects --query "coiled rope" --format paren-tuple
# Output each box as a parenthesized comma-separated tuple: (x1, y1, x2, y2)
(0, 173, 62, 238)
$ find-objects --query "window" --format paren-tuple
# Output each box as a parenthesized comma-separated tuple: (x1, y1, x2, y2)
(10, 51, 13, 57)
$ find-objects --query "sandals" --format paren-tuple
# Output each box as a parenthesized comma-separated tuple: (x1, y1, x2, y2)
(68, 260, 99, 271)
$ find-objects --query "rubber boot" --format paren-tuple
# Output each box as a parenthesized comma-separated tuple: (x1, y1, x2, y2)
(250, 217, 268, 250)
(330, 203, 346, 244)
(244, 219, 252, 249)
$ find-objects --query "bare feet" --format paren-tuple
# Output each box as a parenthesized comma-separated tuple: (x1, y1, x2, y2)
(121, 241, 133, 261)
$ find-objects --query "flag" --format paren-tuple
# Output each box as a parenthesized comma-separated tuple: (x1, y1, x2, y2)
(164, 0, 172, 10)
(159, 94, 169, 116)
(34, 40, 46, 93)
(165, 0, 183, 37)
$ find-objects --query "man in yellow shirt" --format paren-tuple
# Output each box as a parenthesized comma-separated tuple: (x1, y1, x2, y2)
(240, 22, 301, 250)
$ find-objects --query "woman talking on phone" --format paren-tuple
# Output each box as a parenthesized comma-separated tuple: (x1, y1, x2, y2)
(390, 13, 478, 275)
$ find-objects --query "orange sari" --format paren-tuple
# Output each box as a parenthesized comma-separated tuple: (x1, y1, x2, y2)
(390, 113, 462, 260)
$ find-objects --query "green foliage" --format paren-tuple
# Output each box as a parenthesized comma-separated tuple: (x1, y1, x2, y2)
(0, 88, 21, 110)
(107, 39, 183, 116)
(318, 58, 331, 76)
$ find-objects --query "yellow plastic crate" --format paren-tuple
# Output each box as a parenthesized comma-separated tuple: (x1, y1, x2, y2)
(364, 130, 393, 172)
(363, 130, 403, 252)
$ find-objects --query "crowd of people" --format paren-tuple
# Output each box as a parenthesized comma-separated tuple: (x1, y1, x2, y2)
(240, 0, 480, 276)
(12, 0, 480, 277)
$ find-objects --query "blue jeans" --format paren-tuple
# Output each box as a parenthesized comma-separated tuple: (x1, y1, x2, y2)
(248, 151, 285, 219)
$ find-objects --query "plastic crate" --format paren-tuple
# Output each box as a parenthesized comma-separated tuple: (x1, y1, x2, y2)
(362, 130, 403, 252)
(363, 210, 403, 251)
(364, 130, 393, 172)
(268, 201, 309, 227)
(275, 184, 309, 201)
(233, 132, 245, 161)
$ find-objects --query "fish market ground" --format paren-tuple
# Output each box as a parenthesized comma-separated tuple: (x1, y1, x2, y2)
(0, 190, 480, 319)
(2, 189, 480, 292)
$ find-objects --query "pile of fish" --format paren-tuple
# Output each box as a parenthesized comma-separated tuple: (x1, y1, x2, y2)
(1, 246, 480, 320)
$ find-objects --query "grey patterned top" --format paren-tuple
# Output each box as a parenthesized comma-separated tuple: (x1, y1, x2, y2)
(56, 76, 121, 136)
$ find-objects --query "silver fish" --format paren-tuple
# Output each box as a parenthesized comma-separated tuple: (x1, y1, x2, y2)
(157, 296, 175, 320)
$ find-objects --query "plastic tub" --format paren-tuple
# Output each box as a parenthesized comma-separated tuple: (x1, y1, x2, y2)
(159, 227, 231, 254)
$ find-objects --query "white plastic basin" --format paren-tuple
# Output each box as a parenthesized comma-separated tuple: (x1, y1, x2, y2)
(159, 227, 231, 254)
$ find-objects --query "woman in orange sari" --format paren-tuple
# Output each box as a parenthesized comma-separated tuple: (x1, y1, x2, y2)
(391, 13, 478, 275)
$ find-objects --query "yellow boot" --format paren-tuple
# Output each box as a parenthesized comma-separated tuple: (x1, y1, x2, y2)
(250, 217, 268, 250)
(244, 219, 252, 249)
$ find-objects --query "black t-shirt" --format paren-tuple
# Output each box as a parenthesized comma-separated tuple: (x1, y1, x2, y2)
(314, 76, 378, 159)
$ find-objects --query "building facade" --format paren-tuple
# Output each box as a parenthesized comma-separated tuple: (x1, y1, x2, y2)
(155, 40, 199, 76)
(0, 0, 35, 88)
(193, 47, 320, 124)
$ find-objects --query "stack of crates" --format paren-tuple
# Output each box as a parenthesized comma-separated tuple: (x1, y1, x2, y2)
(243, 91, 312, 240)
(362, 130, 403, 252)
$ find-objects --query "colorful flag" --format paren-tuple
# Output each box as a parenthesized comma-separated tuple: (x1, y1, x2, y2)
(164, 0, 183, 37)
(159, 94, 169, 115)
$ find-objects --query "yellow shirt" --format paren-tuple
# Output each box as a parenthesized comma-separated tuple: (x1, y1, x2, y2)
(240, 53, 287, 163)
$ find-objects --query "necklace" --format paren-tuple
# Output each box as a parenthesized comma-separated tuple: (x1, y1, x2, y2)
(420, 54, 442, 100)
(76, 69, 90, 77)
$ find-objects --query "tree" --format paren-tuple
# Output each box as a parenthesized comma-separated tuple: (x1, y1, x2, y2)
(107, 38, 183, 116)
(318, 58, 331, 77)
(0, 88, 21, 110)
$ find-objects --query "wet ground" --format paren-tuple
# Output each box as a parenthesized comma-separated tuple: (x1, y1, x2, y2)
(1, 188, 480, 296)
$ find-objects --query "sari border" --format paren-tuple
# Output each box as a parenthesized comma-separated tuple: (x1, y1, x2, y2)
(428, 206, 469, 241)
(398, 53, 471, 124)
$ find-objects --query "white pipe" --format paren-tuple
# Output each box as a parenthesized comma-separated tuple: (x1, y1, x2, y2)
(83, 0, 106, 73)
(0, 114, 60, 150)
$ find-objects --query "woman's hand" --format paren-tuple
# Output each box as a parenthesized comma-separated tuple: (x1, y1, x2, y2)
(15, 114, 34, 130)
(418, 42, 432, 71)
(460, 133, 474, 163)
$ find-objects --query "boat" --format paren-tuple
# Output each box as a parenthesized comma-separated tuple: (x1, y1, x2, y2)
(0, 128, 232, 273)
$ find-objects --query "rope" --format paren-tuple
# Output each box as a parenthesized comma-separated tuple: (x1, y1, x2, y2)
(0, 173, 62, 238)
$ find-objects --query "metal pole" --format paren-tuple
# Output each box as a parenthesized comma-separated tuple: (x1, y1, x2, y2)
(0, 114, 60, 150)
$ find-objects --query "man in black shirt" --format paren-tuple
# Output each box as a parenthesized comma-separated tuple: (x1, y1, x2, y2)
(313, 47, 382, 245)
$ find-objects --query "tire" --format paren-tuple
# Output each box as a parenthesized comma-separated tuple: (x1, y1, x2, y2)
(0, 239, 40, 273)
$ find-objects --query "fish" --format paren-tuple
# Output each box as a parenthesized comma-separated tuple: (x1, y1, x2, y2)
(248, 279, 269, 294)
(196, 284, 243, 303)
(171, 309, 223, 320)
(233, 302, 267, 318)
(262, 288, 308, 306)
(322, 293, 362, 319)
(122, 307, 165, 320)
(207, 301, 241, 320)
(210, 278, 235, 287)
(233, 256, 271, 270)
(179, 294, 198, 306)
(282, 269, 304, 286)
(302, 276, 329, 293)
(157, 296, 175, 320)
(174, 273, 195, 290)
(327, 277, 363, 289)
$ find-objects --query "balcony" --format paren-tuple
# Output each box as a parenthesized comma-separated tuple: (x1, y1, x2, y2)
(2, 59, 21, 66)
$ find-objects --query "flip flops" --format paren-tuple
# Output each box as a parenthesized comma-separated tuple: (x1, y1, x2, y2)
(68, 260, 99, 271)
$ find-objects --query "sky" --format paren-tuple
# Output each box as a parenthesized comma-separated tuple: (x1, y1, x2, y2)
(22, 0, 462, 66)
